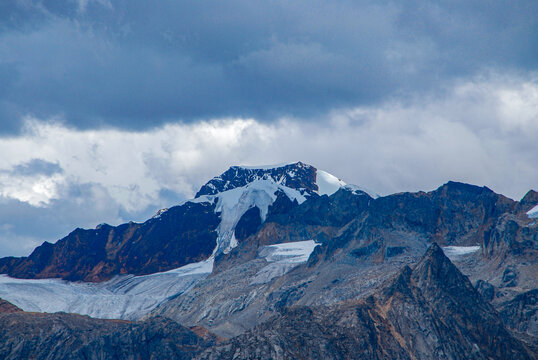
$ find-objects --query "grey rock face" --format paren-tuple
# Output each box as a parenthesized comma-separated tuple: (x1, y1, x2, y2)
(0, 313, 215, 360)
(503, 266, 519, 287)
(475, 280, 495, 301)
(197, 244, 533, 360)
(196, 162, 318, 197)
(499, 289, 538, 353)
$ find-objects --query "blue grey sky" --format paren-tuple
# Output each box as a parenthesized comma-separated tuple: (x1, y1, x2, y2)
(0, 0, 537, 256)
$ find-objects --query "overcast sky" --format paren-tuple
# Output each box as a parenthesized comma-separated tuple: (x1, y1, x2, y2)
(0, 0, 537, 256)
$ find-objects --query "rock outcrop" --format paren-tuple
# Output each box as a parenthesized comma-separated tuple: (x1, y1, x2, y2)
(197, 244, 534, 360)
(0, 313, 216, 360)
(0, 201, 219, 281)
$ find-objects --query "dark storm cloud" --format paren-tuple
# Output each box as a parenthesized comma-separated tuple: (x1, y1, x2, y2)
(0, 0, 536, 133)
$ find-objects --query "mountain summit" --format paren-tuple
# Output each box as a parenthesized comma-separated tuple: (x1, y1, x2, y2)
(0, 162, 349, 283)
(196, 161, 345, 198)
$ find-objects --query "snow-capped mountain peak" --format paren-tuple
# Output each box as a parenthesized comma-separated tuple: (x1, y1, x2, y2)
(195, 161, 346, 198)
(191, 162, 350, 254)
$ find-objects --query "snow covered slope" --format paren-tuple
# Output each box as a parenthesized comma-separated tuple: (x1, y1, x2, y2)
(442, 246, 481, 260)
(316, 170, 346, 196)
(0, 162, 352, 319)
(192, 179, 307, 254)
(252, 240, 320, 284)
(0, 258, 213, 320)
(527, 204, 538, 219)
(189, 162, 347, 254)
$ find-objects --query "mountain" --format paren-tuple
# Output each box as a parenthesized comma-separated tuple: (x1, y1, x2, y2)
(0, 201, 219, 282)
(151, 180, 537, 342)
(0, 162, 536, 357)
(0, 162, 343, 282)
(1, 246, 533, 360)
(197, 244, 533, 359)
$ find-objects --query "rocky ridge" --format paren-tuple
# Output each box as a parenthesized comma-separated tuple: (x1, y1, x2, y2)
(0, 162, 342, 282)
(196, 244, 533, 359)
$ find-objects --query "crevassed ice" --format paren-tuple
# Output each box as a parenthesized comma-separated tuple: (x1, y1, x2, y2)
(192, 179, 307, 254)
(0, 258, 214, 320)
(251, 240, 320, 285)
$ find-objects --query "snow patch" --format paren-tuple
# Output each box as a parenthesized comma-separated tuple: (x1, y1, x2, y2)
(316, 170, 346, 196)
(251, 240, 319, 285)
(258, 240, 320, 263)
(344, 184, 380, 199)
(192, 179, 307, 254)
(527, 205, 538, 219)
(0, 258, 213, 320)
(442, 246, 480, 259)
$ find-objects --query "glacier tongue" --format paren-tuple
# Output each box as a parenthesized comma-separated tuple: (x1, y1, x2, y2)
(0, 258, 214, 320)
(193, 179, 307, 254)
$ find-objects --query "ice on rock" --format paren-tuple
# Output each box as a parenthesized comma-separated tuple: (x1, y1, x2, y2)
(251, 240, 320, 285)
(0, 258, 214, 320)
(527, 205, 538, 219)
(192, 179, 307, 254)
(442, 246, 481, 259)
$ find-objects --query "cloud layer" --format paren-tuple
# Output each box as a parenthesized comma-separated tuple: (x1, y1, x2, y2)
(1, 0, 537, 133)
(0, 73, 536, 256)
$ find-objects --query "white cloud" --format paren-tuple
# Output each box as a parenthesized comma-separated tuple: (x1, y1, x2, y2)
(0, 73, 536, 256)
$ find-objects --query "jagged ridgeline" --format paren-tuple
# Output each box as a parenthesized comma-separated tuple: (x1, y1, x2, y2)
(0, 162, 536, 359)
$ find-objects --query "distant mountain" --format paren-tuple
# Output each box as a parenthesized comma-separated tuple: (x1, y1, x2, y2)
(0, 162, 536, 357)
(0, 162, 345, 281)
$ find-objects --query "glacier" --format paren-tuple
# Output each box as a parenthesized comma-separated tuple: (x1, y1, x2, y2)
(251, 240, 320, 285)
(0, 163, 349, 319)
(442, 246, 481, 259)
(0, 258, 213, 320)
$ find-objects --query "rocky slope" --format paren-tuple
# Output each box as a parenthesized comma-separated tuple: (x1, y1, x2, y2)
(152, 181, 537, 342)
(0, 298, 22, 313)
(0, 311, 217, 360)
(196, 244, 534, 360)
(0, 201, 219, 281)
(0, 162, 343, 282)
